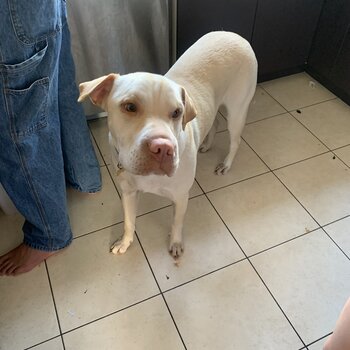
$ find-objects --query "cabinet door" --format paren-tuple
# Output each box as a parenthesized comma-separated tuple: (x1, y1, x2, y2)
(330, 30, 350, 102)
(252, 0, 323, 81)
(177, 0, 257, 57)
(307, 0, 350, 98)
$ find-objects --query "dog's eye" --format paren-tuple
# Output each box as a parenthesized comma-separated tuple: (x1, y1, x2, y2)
(123, 103, 137, 113)
(171, 108, 182, 119)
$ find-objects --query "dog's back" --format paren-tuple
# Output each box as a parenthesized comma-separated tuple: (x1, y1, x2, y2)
(167, 31, 256, 100)
(167, 31, 256, 87)
(166, 31, 257, 154)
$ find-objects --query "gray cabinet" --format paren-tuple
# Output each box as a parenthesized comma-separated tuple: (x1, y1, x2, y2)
(177, 0, 323, 82)
(177, 0, 257, 57)
(251, 0, 323, 81)
(176, 0, 350, 103)
(307, 0, 350, 104)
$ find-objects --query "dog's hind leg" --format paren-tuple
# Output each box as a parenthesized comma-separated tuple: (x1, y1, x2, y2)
(215, 102, 249, 175)
(199, 117, 219, 153)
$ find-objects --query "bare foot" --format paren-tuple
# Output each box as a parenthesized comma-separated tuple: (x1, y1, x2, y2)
(0, 244, 59, 276)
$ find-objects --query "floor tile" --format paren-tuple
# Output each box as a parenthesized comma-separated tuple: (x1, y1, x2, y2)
(334, 145, 350, 166)
(324, 216, 350, 257)
(31, 337, 64, 350)
(47, 224, 159, 332)
(219, 86, 286, 124)
(251, 230, 350, 344)
(196, 131, 269, 192)
(275, 153, 350, 225)
(208, 173, 318, 256)
(0, 266, 59, 350)
(292, 99, 350, 149)
(165, 260, 303, 350)
(243, 113, 327, 169)
(108, 165, 203, 217)
(2, 71, 350, 350)
(261, 73, 335, 111)
(247, 86, 286, 123)
(89, 118, 111, 165)
(136, 195, 244, 290)
(63, 296, 183, 350)
(308, 336, 329, 350)
(91, 132, 105, 166)
(67, 167, 123, 237)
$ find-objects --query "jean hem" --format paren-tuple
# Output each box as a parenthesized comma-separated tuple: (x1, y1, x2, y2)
(68, 183, 102, 193)
(23, 234, 73, 252)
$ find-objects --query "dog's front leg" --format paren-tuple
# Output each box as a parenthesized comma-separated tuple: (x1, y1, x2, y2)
(169, 193, 189, 258)
(110, 191, 138, 254)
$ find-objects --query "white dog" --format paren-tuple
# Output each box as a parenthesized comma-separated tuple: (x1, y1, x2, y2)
(78, 31, 257, 258)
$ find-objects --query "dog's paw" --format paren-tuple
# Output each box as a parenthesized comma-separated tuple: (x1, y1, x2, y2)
(169, 241, 184, 258)
(110, 238, 132, 255)
(215, 163, 229, 175)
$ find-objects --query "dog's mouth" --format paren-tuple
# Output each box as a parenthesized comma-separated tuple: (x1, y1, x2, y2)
(128, 158, 177, 177)
(115, 137, 178, 177)
(152, 161, 176, 177)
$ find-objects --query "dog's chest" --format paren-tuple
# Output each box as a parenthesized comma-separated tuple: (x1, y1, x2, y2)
(121, 172, 176, 201)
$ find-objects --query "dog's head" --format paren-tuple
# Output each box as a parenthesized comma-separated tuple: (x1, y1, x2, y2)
(78, 73, 197, 177)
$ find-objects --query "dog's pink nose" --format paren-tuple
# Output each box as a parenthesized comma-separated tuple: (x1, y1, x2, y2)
(148, 138, 174, 162)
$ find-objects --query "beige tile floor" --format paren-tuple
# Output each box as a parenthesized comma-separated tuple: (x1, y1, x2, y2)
(1, 72, 350, 350)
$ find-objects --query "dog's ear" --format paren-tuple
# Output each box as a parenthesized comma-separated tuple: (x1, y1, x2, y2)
(181, 87, 197, 130)
(78, 73, 119, 109)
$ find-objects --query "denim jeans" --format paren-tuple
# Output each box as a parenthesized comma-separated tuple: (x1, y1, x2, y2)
(0, 0, 101, 251)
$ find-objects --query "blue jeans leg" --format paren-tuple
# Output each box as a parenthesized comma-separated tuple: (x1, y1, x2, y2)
(0, 0, 100, 251)
(59, 15, 101, 193)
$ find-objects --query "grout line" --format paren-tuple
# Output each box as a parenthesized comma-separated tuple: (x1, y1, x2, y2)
(321, 226, 350, 261)
(218, 109, 227, 120)
(60, 335, 66, 350)
(83, 101, 350, 346)
(248, 261, 308, 349)
(259, 82, 337, 113)
(247, 228, 320, 259)
(258, 85, 336, 153)
(332, 151, 350, 171)
(257, 85, 342, 160)
(241, 135, 350, 263)
(306, 332, 332, 348)
(322, 214, 350, 228)
(61, 294, 161, 337)
(287, 97, 338, 112)
(72, 220, 124, 240)
(44, 262, 64, 336)
(133, 231, 188, 349)
(162, 257, 247, 294)
(196, 176, 308, 348)
(289, 113, 332, 151)
(199, 169, 272, 195)
(24, 263, 67, 350)
(331, 143, 350, 153)
(15, 83, 350, 349)
(270, 150, 332, 172)
(88, 123, 108, 168)
(24, 336, 63, 350)
(105, 163, 122, 198)
(245, 111, 289, 125)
